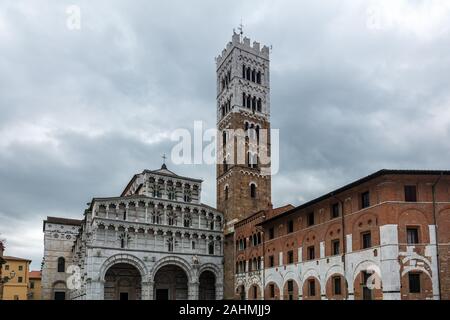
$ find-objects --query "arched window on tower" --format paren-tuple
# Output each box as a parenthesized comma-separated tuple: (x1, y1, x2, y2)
(242, 93, 246, 107)
(252, 97, 257, 112)
(223, 131, 227, 148)
(184, 215, 191, 228)
(246, 67, 251, 80)
(252, 69, 256, 82)
(57, 257, 65, 273)
(250, 183, 257, 198)
(242, 64, 246, 78)
(247, 95, 251, 109)
(257, 71, 261, 84)
(256, 125, 260, 144)
(208, 241, 215, 255)
(225, 186, 229, 200)
(257, 98, 262, 112)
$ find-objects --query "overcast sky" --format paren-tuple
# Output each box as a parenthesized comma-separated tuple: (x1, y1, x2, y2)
(1, 0, 450, 270)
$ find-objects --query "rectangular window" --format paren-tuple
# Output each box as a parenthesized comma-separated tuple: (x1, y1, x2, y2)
(307, 212, 314, 226)
(18, 266, 23, 271)
(409, 273, 421, 293)
(268, 255, 274, 268)
(5, 265, 9, 270)
(361, 191, 370, 209)
(333, 276, 342, 295)
(269, 227, 274, 240)
(407, 227, 419, 244)
(287, 250, 294, 264)
(331, 203, 340, 218)
(362, 232, 372, 249)
(30, 281, 35, 289)
(308, 280, 316, 296)
(404, 185, 417, 202)
(307, 246, 315, 260)
(287, 280, 294, 292)
(18, 277, 23, 283)
(332, 239, 340, 255)
(362, 271, 373, 300)
(269, 284, 275, 298)
(287, 220, 294, 233)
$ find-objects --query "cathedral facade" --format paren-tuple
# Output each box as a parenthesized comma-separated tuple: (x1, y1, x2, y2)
(42, 165, 224, 300)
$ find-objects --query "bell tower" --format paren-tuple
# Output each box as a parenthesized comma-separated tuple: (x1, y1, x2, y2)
(216, 31, 272, 298)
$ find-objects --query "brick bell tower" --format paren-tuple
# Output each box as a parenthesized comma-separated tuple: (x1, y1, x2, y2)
(216, 31, 272, 299)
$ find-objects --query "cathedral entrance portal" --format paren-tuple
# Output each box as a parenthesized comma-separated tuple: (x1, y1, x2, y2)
(154, 265, 188, 300)
(104, 263, 142, 300)
(199, 270, 216, 300)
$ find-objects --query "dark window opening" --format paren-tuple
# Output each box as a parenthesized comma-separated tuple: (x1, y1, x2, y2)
(269, 255, 274, 268)
(287, 220, 294, 233)
(407, 227, 419, 244)
(287, 250, 294, 264)
(269, 284, 275, 298)
(250, 184, 256, 198)
(308, 280, 316, 296)
(307, 212, 315, 226)
(331, 203, 340, 218)
(269, 227, 274, 240)
(307, 246, 315, 260)
(362, 232, 372, 249)
(332, 239, 340, 255)
(208, 242, 214, 255)
(361, 191, 370, 209)
(333, 276, 342, 295)
(409, 273, 421, 293)
(57, 257, 65, 273)
(405, 185, 417, 202)
(362, 271, 373, 300)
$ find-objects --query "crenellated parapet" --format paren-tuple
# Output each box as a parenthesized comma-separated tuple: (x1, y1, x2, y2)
(216, 31, 270, 68)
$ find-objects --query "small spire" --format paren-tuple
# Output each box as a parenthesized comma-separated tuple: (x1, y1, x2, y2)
(161, 153, 167, 169)
(238, 18, 244, 41)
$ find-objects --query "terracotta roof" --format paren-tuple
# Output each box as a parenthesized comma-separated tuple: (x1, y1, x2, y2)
(45, 216, 83, 226)
(235, 204, 294, 228)
(268, 204, 295, 218)
(29, 271, 41, 279)
(3, 256, 31, 262)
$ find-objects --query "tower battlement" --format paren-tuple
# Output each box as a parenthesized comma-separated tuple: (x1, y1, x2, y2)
(215, 31, 270, 67)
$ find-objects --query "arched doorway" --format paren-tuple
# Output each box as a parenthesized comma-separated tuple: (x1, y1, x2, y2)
(236, 284, 246, 300)
(199, 270, 216, 300)
(104, 263, 142, 300)
(52, 281, 67, 300)
(154, 265, 188, 300)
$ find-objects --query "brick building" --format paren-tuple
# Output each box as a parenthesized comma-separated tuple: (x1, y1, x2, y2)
(233, 169, 450, 300)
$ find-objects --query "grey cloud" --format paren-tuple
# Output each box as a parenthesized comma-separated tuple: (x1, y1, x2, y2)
(1, 0, 450, 269)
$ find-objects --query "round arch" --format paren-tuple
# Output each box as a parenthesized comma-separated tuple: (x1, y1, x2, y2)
(149, 256, 194, 283)
(99, 253, 147, 282)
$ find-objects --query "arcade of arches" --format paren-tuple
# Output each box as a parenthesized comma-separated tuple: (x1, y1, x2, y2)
(103, 262, 217, 300)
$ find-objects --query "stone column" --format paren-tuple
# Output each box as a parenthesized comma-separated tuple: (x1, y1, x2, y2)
(145, 204, 148, 223)
(188, 281, 199, 300)
(380, 224, 401, 300)
(141, 281, 151, 300)
(148, 281, 155, 300)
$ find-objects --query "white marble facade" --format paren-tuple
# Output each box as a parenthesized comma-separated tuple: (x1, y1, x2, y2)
(42, 164, 224, 300)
